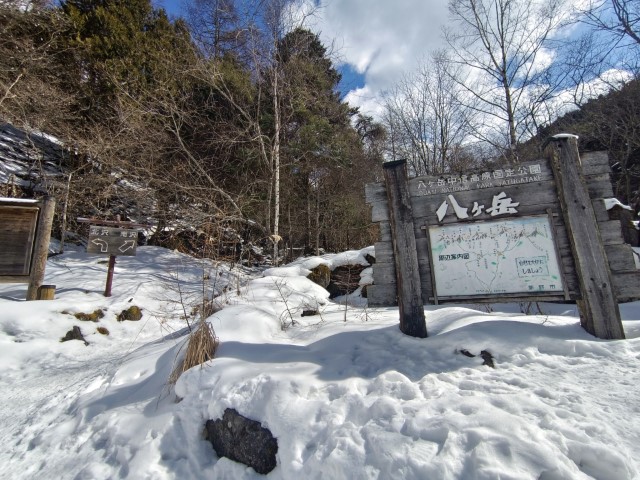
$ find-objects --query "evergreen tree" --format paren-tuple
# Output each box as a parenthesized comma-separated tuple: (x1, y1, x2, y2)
(61, 0, 195, 114)
(263, 28, 380, 254)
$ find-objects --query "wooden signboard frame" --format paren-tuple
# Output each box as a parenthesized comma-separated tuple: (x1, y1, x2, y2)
(78, 217, 146, 297)
(0, 197, 56, 300)
(366, 136, 637, 340)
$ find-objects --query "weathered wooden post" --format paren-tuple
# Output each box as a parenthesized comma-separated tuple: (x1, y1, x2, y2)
(104, 255, 116, 297)
(383, 160, 428, 338)
(37, 285, 56, 300)
(26, 196, 55, 301)
(545, 134, 625, 339)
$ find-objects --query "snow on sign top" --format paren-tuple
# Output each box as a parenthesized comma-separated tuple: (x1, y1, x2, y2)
(0, 197, 39, 204)
(552, 133, 579, 140)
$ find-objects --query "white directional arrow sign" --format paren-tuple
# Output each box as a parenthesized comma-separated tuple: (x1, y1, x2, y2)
(119, 240, 136, 253)
(87, 226, 138, 256)
(91, 238, 109, 253)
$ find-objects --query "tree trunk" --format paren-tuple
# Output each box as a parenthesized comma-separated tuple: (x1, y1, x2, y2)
(272, 67, 281, 266)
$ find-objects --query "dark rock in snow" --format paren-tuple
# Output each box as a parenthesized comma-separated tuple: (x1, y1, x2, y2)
(117, 306, 142, 322)
(480, 350, 495, 368)
(205, 408, 278, 475)
(61, 326, 88, 346)
(307, 264, 331, 288)
(74, 309, 104, 322)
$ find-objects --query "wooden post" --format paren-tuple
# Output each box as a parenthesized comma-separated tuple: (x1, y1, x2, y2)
(37, 285, 56, 300)
(26, 197, 55, 301)
(104, 254, 116, 297)
(383, 160, 427, 338)
(545, 135, 625, 339)
(104, 214, 119, 297)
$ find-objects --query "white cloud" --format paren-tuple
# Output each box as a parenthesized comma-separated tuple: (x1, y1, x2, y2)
(294, 0, 595, 119)
(297, 0, 449, 115)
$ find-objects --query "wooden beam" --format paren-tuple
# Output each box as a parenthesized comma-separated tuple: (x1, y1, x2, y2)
(383, 160, 427, 338)
(26, 197, 55, 301)
(545, 136, 625, 339)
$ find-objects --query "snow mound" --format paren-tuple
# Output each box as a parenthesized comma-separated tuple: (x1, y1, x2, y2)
(1, 245, 639, 479)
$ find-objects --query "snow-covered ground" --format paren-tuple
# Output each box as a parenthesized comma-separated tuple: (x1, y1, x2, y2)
(1, 245, 639, 480)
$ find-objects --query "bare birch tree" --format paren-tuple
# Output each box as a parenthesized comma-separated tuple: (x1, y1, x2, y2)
(446, 0, 565, 158)
(382, 51, 476, 175)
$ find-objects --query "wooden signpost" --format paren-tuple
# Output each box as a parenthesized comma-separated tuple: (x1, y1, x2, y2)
(366, 136, 638, 340)
(545, 135, 624, 339)
(383, 161, 427, 338)
(0, 197, 56, 300)
(79, 217, 142, 297)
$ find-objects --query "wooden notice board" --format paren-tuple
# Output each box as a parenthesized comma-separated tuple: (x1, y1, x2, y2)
(0, 206, 39, 277)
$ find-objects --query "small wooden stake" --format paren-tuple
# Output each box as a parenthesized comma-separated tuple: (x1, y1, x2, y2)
(545, 135, 625, 339)
(37, 285, 56, 300)
(383, 160, 427, 338)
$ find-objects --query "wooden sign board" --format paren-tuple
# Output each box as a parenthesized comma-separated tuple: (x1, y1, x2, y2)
(0, 206, 39, 278)
(87, 226, 138, 256)
(366, 148, 639, 307)
(366, 138, 635, 339)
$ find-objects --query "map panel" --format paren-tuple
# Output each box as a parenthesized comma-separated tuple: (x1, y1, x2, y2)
(428, 215, 564, 298)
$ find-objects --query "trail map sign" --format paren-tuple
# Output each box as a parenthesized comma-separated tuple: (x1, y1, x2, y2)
(429, 215, 564, 298)
(87, 226, 138, 256)
(366, 136, 640, 340)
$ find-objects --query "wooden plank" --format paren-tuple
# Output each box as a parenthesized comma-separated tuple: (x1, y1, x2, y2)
(410, 180, 558, 221)
(379, 222, 391, 242)
(374, 242, 394, 264)
(371, 200, 390, 222)
(545, 136, 624, 339)
(0, 206, 39, 276)
(367, 285, 398, 306)
(612, 271, 640, 302)
(365, 182, 386, 204)
(585, 177, 614, 199)
(0, 275, 30, 284)
(383, 160, 427, 338)
(414, 201, 564, 227)
(373, 263, 397, 285)
(434, 293, 569, 304)
(592, 199, 610, 223)
(408, 158, 554, 198)
(581, 151, 610, 175)
(555, 220, 625, 249)
(600, 222, 626, 245)
(605, 244, 639, 273)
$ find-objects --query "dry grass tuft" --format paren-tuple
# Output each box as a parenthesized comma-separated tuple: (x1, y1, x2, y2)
(169, 320, 219, 384)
